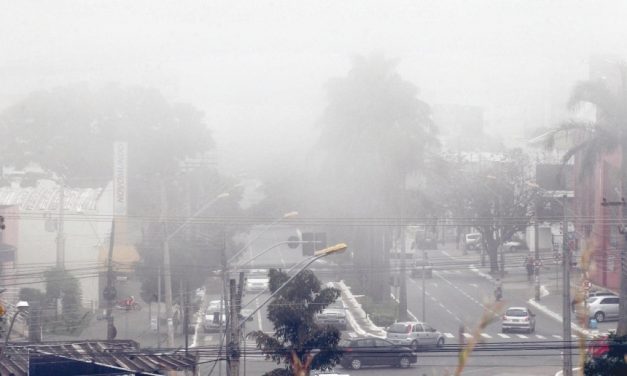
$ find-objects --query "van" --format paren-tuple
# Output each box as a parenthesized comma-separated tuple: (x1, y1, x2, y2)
(465, 233, 482, 250)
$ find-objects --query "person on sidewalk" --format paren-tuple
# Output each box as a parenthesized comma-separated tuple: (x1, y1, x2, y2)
(524, 256, 534, 282)
(494, 278, 503, 301)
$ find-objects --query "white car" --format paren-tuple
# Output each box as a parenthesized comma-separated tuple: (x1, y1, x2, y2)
(502, 307, 536, 333)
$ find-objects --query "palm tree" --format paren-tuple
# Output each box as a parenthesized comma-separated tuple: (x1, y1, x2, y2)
(545, 63, 627, 336)
(316, 54, 438, 316)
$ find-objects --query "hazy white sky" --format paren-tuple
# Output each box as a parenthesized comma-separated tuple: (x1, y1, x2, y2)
(2, 0, 627, 172)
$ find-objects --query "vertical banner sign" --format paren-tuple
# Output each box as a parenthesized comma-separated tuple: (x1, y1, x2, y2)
(113, 142, 128, 216)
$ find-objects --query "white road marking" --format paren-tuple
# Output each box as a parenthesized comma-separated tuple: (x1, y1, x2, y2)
(255, 296, 263, 332)
(463, 333, 473, 339)
(497, 333, 510, 338)
(553, 335, 562, 339)
(480, 333, 492, 339)
(517, 334, 528, 339)
(348, 332, 357, 338)
(469, 283, 478, 288)
(444, 333, 455, 338)
(205, 335, 213, 342)
(536, 334, 546, 339)
(442, 251, 450, 257)
(572, 335, 578, 339)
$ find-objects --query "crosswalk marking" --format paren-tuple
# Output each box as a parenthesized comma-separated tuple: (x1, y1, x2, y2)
(480, 333, 492, 339)
(463, 333, 473, 339)
(497, 333, 510, 338)
(571, 335, 578, 339)
(517, 334, 528, 339)
(553, 335, 562, 339)
(536, 334, 546, 339)
(444, 333, 455, 338)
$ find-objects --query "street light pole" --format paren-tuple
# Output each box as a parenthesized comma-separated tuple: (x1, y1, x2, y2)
(534, 196, 541, 301)
(3, 301, 29, 356)
(228, 243, 347, 376)
(561, 194, 572, 376)
(162, 188, 231, 347)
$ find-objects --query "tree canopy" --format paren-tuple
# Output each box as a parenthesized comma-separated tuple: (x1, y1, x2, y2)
(0, 84, 212, 185)
(248, 269, 343, 376)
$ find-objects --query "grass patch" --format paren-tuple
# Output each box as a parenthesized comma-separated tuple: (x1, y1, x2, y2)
(359, 296, 399, 327)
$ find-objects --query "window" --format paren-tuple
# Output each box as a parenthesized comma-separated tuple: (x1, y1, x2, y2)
(423, 324, 433, 332)
(388, 323, 411, 333)
(374, 339, 391, 347)
(601, 298, 619, 305)
(413, 324, 424, 332)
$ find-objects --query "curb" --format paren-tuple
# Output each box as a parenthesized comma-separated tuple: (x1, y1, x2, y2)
(336, 281, 386, 337)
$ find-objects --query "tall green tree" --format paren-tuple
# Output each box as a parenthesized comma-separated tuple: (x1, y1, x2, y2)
(0, 84, 213, 215)
(316, 54, 438, 302)
(248, 269, 342, 376)
(546, 63, 627, 336)
(452, 149, 537, 273)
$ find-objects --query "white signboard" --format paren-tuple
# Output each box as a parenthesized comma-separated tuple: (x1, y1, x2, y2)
(113, 142, 128, 215)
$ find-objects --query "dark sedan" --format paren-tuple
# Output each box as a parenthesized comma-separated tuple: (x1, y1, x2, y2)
(338, 337, 417, 370)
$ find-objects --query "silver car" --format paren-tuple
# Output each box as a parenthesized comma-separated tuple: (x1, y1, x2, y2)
(385, 321, 445, 351)
(502, 307, 536, 333)
(587, 296, 620, 322)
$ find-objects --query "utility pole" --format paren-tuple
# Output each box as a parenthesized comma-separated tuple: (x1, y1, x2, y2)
(160, 180, 175, 347)
(422, 249, 427, 321)
(104, 221, 116, 340)
(561, 194, 572, 376)
(56, 182, 65, 269)
(157, 265, 161, 347)
(184, 280, 189, 354)
(398, 226, 408, 321)
(534, 197, 541, 301)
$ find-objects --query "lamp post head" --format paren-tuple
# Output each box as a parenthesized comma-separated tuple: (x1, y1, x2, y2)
(283, 211, 298, 218)
(16, 301, 29, 313)
(314, 243, 348, 257)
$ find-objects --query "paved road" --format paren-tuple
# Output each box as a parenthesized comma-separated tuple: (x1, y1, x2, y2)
(197, 236, 584, 375)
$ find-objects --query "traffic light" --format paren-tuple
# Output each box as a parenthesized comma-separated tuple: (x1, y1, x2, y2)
(302, 232, 327, 256)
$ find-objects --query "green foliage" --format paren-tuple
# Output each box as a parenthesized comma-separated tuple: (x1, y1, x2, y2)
(0, 84, 212, 183)
(43, 267, 82, 323)
(248, 269, 343, 375)
(446, 149, 538, 272)
(18, 287, 45, 303)
(584, 333, 627, 375)
(360, 295, 398, 327)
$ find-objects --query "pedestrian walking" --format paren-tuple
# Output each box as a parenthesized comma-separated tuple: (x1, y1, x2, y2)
(524, 256, 534, 282)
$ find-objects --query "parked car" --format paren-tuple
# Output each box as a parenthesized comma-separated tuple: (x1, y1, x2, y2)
(587, 296, 620, 322)
(588, 290, 617, 298)
(502, 307, 536, 333)
(246, 270, 270, 293)
(464, 233, 482, 251)
(338, 337, 417, 369)
(385, 321, 445, 351)
(503, 239, 529, 252)
(315, 301, 347, 330)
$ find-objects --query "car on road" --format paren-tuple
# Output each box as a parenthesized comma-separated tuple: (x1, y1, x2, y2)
(338, 337, 417, 370)
(501, 307, 536, 333)
(503, 239, 529, 252)
(246, 269, 270, 293)
(315, 301, 348, 330)
(204, 299, 226, 333)
(587, 295, 620, 322)
(464, 233, 482, 250)
(385, 321, 445, 351)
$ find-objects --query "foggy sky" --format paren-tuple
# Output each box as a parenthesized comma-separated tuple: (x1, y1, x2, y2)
(2, 0, 627, 173)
